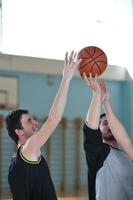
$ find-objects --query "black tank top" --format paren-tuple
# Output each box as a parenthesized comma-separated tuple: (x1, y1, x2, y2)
(8, 146, 57, 200)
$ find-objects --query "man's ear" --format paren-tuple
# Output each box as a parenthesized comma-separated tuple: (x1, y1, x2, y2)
(15, 129, 23, 136)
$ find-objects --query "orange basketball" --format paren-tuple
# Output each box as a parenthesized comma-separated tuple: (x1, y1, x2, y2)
(78, 46, 108, 77)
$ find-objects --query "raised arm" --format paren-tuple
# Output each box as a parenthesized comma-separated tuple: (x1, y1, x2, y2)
(82, 75, 109, 200)
(24, 51, 80, 153)
(83, 73, 102, 129)
(101, 81, 133, 160)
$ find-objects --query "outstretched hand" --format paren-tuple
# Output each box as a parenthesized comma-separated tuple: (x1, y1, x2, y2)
(83, 73, 110, 103)
(83, 73, 101, 94)
(63, 51, 80, 82)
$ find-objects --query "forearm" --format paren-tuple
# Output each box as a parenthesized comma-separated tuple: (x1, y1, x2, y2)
(86, 92, 101, 129)
(48, 77, 71, 123)
(103, 100, 133, 159)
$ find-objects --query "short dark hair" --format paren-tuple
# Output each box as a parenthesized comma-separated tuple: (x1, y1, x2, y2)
(5, 109, 29, 144)
(100, 113, 106, 119)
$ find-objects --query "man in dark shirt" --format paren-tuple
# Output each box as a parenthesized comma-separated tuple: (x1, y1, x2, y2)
(6, 51, 80, 200)
(83, 73, 133, 200)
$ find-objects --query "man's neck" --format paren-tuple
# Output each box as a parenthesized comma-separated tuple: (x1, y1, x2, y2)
(18, 139, 26, 148)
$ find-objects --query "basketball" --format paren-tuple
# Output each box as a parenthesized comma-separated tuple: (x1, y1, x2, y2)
(78, 46, 108, 77)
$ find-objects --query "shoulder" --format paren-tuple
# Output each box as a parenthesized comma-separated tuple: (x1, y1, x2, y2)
(83, 122, 102, 140)
(20, 145, 42, 164)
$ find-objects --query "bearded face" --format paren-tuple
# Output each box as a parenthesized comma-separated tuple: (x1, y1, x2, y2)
(99, 116, 115, 141)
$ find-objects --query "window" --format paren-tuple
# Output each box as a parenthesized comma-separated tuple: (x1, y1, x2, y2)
(1, 0, 133, 77)
(0, 76, 18, 109)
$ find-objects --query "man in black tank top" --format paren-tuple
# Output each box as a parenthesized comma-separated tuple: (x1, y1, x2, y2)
(8, 146, 57, 200)
(6, 51, 80, 200)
